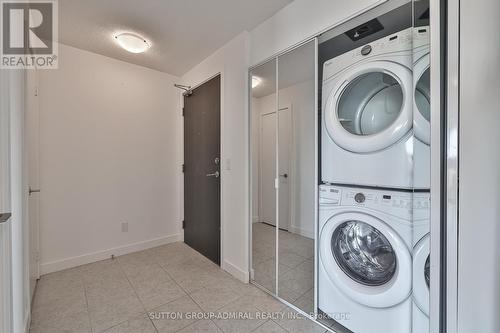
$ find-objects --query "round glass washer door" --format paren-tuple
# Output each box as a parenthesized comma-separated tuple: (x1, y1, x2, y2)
(320, 211, 412, 308)
(413, 234, 430, 316)
(331, 221, 397, 286)
(414, 53, 431, 145)
(324, 61, 413, 153)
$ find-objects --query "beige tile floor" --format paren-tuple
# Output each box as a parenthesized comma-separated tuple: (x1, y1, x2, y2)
(251, 223, 314, 314)
(30, 241, 328, 333)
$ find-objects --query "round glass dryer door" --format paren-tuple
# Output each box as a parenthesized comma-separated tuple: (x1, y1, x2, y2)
(324, 61, 413, 153)
(337, 73, 403, 136)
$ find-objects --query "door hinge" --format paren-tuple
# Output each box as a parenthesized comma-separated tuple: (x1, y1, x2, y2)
(35, 86, 39, 97)
(182, 164, 186, 173)
(182, 107, 185, 116)
(182, 220, 185, 229)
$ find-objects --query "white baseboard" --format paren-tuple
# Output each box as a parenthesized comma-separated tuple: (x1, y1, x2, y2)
(40, 233, 183, 275)
(222, 260, 249, 283)
(290, 225, 314, 239)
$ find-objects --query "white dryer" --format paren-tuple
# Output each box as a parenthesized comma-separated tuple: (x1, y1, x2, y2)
(322, 28, 414, 189)
(318, 185, 412, 333)
(413, 26, 431, 190)
(412, 192, 431, 332)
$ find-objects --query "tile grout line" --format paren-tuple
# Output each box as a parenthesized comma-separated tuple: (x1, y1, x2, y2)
(113, 257, 159, 333)
(156, 256, 255, 333)
(81, 273, 94, 333)
(249, 319, 271, 332)
(154, 251, 207, 333)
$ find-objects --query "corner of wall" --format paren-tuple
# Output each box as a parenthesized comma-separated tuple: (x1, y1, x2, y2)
(222, 260, 250, 283)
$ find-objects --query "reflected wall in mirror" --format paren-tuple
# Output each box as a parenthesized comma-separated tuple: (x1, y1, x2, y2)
(251, 59, 277, 294)
(276, 41, 316, 314)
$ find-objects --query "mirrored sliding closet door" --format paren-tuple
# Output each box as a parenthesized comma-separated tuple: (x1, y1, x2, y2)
(250, 58, 277, 294)
(276, 40, 316, 313)
(250, 40, 317, 312)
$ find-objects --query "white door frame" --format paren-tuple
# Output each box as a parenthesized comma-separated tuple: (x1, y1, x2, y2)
(0, 68, 13, 333)
(25, 69, 41, 297)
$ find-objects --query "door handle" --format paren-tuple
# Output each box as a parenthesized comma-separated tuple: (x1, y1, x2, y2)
(0, 213, 11, 224)
(206, 171, 220, 178)
(29, 186, 40, 196)
(279, 173, 288, 179)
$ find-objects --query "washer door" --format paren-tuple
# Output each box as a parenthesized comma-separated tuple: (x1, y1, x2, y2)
(324, 61, 413, 153)
(320, 211, 412, 308)
(413, 234, 430, 316)
(414, 53, 431, 145)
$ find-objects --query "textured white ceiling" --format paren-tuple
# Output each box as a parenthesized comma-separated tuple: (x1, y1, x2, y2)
(58, 0, 293, 76)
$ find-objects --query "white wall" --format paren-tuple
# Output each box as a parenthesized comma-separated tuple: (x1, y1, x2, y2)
(250, 0, 384, 65)
(181, 32, 250, 282)
(38, 44, 183, 274)
(252, 80, 315, 238)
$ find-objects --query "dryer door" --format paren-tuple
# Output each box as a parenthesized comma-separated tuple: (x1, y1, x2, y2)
(413, 234, 430, 316)
(319, 211, 412, 308)
(324, 61, 413, 153)
(414, 53, 431, 145)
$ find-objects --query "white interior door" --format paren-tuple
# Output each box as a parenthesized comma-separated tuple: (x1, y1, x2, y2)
(0, 68, 13, 333)
(26, 69, 40, 297)
(277, 107, 292, 231)
(259, 112, 276, 226)
(259, 108, 292, 229)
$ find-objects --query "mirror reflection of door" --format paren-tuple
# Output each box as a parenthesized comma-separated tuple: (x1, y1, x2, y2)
(259, 108, 292, 230)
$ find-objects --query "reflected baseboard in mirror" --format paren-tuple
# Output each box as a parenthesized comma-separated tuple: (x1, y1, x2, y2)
(252, 222, 314, 314)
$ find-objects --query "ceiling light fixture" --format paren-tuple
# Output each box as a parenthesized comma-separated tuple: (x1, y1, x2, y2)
(114, 32, 150, 54)
(252, 76, 262, 88)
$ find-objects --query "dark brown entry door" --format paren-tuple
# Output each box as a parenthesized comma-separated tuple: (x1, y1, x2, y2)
(183, 75, 221, 265)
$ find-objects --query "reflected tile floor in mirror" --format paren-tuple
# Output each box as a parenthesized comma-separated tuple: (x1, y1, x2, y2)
(30, 242, 327, 333)
(252, 223, 314, 314)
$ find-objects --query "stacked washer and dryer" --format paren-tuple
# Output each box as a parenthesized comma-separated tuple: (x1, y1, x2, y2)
(318, 26, 431, 333)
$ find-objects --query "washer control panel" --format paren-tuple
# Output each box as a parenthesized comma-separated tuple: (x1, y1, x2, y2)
(320, 185, 416, 219)
(319, 185, 341, 205)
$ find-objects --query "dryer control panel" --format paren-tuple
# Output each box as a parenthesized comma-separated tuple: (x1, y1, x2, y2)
(323, 27, 413, 82)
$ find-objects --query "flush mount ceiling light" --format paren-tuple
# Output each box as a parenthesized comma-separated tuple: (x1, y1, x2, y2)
(252, 76, 262, 88)
(114, 33, 150, 53)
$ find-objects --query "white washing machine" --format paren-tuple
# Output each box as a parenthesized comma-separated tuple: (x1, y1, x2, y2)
(318, 185, 412, 333)
(413, 26, 431, 190)
(322, 28, 414, 189)
(412, 192, 431, 332)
